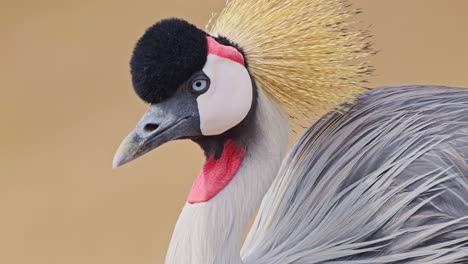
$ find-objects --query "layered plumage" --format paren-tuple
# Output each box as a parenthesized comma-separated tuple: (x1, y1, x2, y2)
(113, 1, 468, 263)
(243, 85, 468, 263)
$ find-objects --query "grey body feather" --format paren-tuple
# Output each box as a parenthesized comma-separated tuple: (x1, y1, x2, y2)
(242, 85, 468, 263)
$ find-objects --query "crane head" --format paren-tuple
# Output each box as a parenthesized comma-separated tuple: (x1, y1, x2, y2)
(113, 18, 254, 168)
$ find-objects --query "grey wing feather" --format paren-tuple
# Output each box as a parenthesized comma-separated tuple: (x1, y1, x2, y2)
(242, 85, 468, 263)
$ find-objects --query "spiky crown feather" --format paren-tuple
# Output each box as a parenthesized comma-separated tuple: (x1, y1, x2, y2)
(208, 0, 373, 130)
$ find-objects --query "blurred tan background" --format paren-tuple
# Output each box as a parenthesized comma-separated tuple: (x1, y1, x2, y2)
(1, 0, 468, 263)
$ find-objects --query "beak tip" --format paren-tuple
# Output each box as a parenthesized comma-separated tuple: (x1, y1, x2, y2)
(112, 161, 120, 170)
(113, 133, 140, 169)
(112, 157, 121, 170)
(112, 152, 128, 169)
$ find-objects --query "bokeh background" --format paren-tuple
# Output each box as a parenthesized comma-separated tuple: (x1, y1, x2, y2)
(1, 0, 468, 263)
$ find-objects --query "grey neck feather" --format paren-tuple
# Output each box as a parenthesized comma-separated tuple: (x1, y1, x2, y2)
(165, 88, 289, 264)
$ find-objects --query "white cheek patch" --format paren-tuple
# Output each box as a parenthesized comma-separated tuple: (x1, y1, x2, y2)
(197, 54, 253, 136)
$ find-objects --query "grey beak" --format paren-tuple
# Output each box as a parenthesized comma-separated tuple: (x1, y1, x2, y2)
(113, 103, 200, 168)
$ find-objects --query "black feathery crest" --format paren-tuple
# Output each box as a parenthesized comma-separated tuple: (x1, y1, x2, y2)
(130, 18, 208, 103)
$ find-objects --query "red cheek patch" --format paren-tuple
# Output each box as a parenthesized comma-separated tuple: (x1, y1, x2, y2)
(188, 139, 246, 204)
(206, 36, 245, 65)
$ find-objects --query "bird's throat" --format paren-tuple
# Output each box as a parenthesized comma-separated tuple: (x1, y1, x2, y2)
(188, 139, 246, 204)
(166, 88, 289, 264)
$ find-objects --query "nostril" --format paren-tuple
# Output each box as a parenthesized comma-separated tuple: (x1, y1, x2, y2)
(144, 123, 159, 132)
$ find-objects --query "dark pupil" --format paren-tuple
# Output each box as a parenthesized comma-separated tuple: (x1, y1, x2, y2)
(196, 82, 202, 87)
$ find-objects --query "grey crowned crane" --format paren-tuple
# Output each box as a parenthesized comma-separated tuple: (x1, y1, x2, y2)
(113, 0, 468, 263)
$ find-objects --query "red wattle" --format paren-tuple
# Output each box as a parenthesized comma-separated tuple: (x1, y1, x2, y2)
(206, 36, 245, 65)
(188, 139, 246, 204)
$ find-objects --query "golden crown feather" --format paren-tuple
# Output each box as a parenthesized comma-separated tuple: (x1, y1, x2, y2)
(207, 0, 374, 131)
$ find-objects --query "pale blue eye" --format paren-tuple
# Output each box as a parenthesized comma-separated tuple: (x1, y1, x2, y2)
(192, 79, 208, 92)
